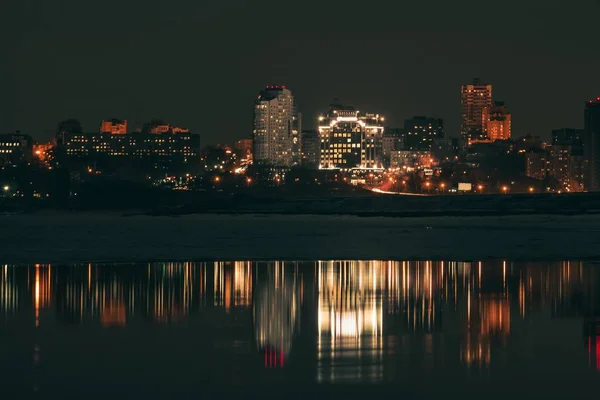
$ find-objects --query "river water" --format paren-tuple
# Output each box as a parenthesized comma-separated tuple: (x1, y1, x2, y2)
(1, 261, 599, 397)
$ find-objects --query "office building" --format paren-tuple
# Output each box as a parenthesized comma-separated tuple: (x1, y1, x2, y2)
(57, 132, 200, 163)
(301, 130, 320, 168)
(100, 119, 128, 134)
(318, 103, 384, 170)
(404, 117, 444, 151)
(141, 120, 190, 134)
(584, 99, 600, 191)
(484, 101, 511, 141)
(461, 78, 493, 145)
(253, 86, 301, 167)
(0, 133, 33, 166)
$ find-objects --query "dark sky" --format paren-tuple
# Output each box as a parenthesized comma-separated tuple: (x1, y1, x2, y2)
(2, 0, 600, 144)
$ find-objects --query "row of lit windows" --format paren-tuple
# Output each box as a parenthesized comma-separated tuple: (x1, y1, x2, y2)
(0, 149, 15, 153)
(0, 142, 20, 147)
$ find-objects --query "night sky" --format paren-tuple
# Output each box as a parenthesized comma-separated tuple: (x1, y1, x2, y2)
(2, 0, 600, 144)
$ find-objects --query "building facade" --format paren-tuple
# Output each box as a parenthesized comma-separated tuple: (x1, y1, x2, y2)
(57, 132, 200, 162)
(252, 86, 301, 167)
(0, 133, 33, 166)
(318, 103, 384, 170)
(100, 119, 128, 134)
(404, 117, 444, 151)
(484, 101, 511, 141)
(584, 99, 600, 191)
(461, 78, 493, 145)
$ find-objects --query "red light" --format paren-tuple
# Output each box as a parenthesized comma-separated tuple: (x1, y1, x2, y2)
(280, 349, 284, 366)
(596, 336, 600, 371)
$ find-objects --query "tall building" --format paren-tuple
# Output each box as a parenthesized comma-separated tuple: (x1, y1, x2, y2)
(318, 102, 384, 170)
(403, 116, 444, 151)
(301, 130, 320, 168)
(584, 99, 600, 191)
(100, 119, 128, 134)
(461, 78, 493, 145)
(484, 101, 511, 141)
(252, 86, 301, 167)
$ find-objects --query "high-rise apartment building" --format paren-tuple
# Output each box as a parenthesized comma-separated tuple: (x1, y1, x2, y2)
(484, 101, 511, 141)
(403, 116, 444, 151)
(584, 99, 600, 191)
(100, 119, 128, 134)
(461, 78, 493, 145)
(318, 103, 384, 170)
(252, 86, 301, 167)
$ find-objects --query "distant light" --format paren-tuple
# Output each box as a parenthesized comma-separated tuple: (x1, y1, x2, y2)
(2, 185, 9, 191)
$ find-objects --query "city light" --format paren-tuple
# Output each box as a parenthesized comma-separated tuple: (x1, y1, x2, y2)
(528, 187, 535, 193)
(2, 185, 8, 192)
(502, 186, 509, 193)
(214, 176, 221, 183)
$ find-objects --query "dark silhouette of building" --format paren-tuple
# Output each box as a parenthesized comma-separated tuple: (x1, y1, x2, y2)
(301, 130, 319, 168)
(584, 99, 600, 191)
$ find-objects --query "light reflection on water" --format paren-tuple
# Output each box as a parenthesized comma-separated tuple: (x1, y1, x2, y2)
(0, 261, 600, 392)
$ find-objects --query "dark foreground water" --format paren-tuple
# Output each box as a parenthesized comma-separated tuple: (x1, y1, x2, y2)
(1, 261, 600, 397)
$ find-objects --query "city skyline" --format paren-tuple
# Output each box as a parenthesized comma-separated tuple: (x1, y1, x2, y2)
(2, 1, 600, 145)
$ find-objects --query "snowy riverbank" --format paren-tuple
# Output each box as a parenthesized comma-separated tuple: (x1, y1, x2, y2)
(2, 212, 600, 264)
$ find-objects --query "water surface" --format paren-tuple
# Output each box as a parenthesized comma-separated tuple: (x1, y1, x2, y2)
(1, 261, 599, 396)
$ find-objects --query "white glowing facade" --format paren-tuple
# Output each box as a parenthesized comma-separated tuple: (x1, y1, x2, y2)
(318, 104, 385, 170)
(253, 86, 301, 167)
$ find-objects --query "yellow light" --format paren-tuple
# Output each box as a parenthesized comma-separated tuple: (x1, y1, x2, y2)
(528, 187, 534, 193)
(214, 176, 221, 183)
(425, 182, 431, 187)
(440, 183, 445, 188)
(2, 185, 9, 191)
(477, 185, 483, 190)
(502, 186, 508, 192)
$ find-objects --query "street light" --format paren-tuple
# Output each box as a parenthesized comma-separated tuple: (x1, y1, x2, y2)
(2, 185, 8, 192)
(440, 182, 446, 194)
(502, 185, 509, 194)
(528, 187, 534, 193)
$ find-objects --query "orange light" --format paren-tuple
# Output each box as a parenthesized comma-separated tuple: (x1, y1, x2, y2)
(528, 187, 534, 193)
(502, 186, 508, 193)
(214, 176, 221, 183)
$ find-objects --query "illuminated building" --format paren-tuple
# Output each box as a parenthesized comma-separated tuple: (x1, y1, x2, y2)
(461, 78, 493, 145)
(301, 130, 320, 168)
(254, 263, 300, 365)
(57, 132, 200, 161)
(390, 150, 436, 170)
(525, 150, 550, 180)
(547, 145, 585, 192)
(318, 102, 385, 170)
(404, 116, 444, 151)
(584, 98, 600, 191)
(253, 86, 301, 167)
(483, 101, 511, 141)
(0, 133, 33, 166)
(100, 118, 128, 134)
